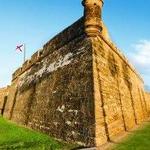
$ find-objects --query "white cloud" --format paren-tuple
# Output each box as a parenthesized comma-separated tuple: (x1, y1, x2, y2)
(128, 40, 150, 89)
(130, 40, 150, 68)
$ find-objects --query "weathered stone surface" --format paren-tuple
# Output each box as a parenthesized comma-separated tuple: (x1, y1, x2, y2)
(145, 92, 150, 114)
(10, 35, 95, 146)
(0, 87, 9, 116)
(92, 34, 150, 146)
(0, 0, 150, 148)
(82, 0, 103, 36)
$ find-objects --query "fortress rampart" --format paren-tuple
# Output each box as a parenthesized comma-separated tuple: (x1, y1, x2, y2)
(0, 0, 150, 148)
(12, 18, 84, 82)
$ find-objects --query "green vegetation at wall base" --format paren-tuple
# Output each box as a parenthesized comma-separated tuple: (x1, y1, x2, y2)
(0, 117, 78, 150)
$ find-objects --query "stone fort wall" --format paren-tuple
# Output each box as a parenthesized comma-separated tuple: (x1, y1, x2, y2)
(3, 19, 97, 146)
(0, 87, 9, 116)
(0, 0, 150, 148)
(0, 18, 149, 147)
(145, 92, 150, 114)
(92, 34, 149, 146)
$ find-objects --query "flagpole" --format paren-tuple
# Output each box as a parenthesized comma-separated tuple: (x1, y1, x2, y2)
(24, 43, 26, 63)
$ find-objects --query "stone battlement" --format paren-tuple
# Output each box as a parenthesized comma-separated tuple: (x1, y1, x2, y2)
(12, 17, 143, 84)
(99, 33, 143, 82)
(12, 18, 84, 81)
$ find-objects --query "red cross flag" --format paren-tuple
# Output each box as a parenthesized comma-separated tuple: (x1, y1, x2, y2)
(16, 44, 23, 52)
(16, 44, 26, 62)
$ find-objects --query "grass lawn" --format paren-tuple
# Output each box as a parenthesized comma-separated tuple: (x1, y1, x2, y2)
(2, 116, 150, 150)
(0, 116, 78, 150)
(113, 122, 150, 150)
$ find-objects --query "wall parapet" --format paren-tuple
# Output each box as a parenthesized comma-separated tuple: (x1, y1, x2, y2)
(99, 33, 144, 83)
(12, 17, 84, 81)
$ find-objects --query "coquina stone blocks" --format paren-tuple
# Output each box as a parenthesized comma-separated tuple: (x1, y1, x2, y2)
(0, 87, 9, 116)
(0, 0, 150, 148)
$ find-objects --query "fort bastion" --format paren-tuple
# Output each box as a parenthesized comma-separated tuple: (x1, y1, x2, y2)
(0, 0, 150, 148)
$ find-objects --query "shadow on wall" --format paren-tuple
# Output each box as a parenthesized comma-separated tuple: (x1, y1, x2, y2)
(0, 87, 9, 116)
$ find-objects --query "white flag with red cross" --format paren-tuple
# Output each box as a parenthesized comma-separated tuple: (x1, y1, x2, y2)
(16, 44, 24, 52)
(16, 44, 26, 62)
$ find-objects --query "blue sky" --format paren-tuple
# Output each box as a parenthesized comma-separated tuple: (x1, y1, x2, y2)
(0, 0, 150, 89)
